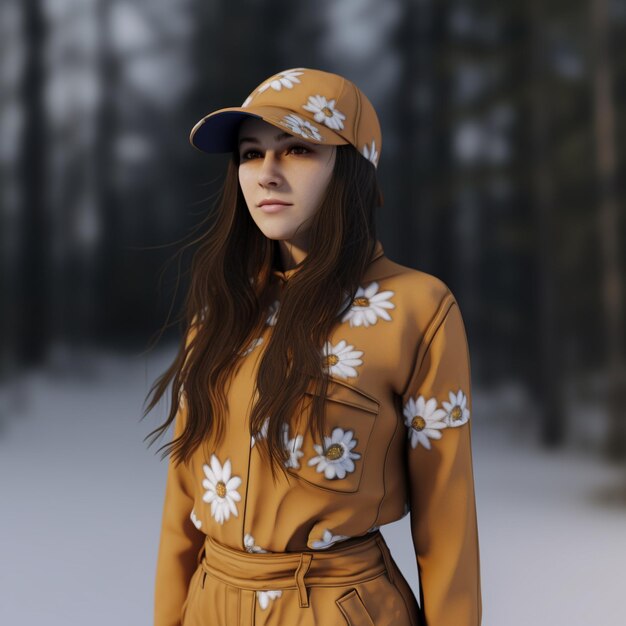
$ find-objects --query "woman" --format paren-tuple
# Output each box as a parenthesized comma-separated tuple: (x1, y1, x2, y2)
(147, 67, 482, 626)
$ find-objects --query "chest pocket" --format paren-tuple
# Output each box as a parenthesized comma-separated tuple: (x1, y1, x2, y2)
(285, 378, 380, 493)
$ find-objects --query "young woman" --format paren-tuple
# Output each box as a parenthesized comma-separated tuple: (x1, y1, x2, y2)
(146, 67, 482, 626)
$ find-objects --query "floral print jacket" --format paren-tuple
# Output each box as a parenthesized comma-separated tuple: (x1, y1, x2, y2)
(154, 240, 481, 626)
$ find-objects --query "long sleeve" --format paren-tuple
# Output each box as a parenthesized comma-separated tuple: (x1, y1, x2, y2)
(154, 322, 205, 626)
(154, 398, 205, 626)
(401, 293, 482, 626)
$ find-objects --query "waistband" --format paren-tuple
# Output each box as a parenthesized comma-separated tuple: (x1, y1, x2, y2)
(199, 530, 395, 608)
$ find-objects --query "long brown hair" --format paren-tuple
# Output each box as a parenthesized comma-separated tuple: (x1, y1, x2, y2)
(143, 143, 383, 482)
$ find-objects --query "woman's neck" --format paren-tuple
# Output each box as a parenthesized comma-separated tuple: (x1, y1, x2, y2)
(276, 238, 308, 271)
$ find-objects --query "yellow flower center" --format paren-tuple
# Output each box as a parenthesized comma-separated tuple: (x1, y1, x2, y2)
(300, 125, 315, 138)
(450, 405, 463, 422)
(216, 481, 227, 498)
(353, 296, 369, 307)
(323, 354, 339, 367)
(325, 443, 344, 461)
(411, 415, 426, 431)
(322, 106, 334, 117)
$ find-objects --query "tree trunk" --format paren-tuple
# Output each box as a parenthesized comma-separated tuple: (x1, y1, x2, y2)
(528, 0, 565, 447)
(17, 0, 48, 367)
(590, 0, 626, 460)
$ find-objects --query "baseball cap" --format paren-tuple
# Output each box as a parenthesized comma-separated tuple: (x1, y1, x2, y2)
(189, 67, 382, 168)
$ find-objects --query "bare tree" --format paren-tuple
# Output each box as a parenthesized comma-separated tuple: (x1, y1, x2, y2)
(590, 0, 626, 460)
(528, 0, 566, 447)
(17, 0, 49, 367)
(397, 0, 449, 274)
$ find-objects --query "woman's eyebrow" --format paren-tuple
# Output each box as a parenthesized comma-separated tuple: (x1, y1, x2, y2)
(238, 132, 294, 146)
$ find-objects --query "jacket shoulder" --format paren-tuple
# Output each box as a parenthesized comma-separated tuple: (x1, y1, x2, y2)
(373, 257, 457, 317)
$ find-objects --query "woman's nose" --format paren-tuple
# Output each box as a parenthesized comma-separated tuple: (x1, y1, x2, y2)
(257, 152, 283, 188)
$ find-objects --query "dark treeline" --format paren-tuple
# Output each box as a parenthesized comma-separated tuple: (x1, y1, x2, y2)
(1, 0, 624, 457)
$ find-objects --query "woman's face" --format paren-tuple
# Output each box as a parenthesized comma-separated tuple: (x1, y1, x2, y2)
(237, 117, 336, 246)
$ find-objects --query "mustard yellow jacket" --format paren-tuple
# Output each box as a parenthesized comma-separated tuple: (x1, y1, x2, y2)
(154, 239, 482, 625)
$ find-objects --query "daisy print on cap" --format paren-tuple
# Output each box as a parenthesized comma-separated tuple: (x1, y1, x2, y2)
(403, 395, 448, 450)
(311, 528, 351, 550)
(256, 589, 283, 610)
(244, 533, 268, 554)
(308, 427, 361, 479)
(302, 95, 346, 130)
(202, 454, 242, 525)
(442, 389, 470, 427)
(280, 113, 322, 141)
(362, 139, 379, 166)
(241, 94, 253, 108)
(341, 281, 395, 328)
(258, 69, 304, 94)
(321, 339, 363, 379)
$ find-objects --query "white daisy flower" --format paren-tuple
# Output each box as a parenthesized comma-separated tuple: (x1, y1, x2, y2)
(341, 281, 395, 327)
(201, 454, 242, 525)
(258, 69, 304, 94)
(242, 336, 264, 356)
(244, 533, 268, 554)
(311, 528, 351, 550)
(442, 389, 470, 427)
(256, 589, 283, 609)
(282, 423, 304, 469)
(241, 94, 253, 108)
(307, 427, 361, 479)
(250, 416, 270, 448)
(321, 339, 363, 379)
(362, 139, 379, 166)
(190, 509, 202, 529)
(266, 299, 280, 326)
(403, 395, 448, 450)
(302, 95, 346, 130)
(279, 113, 322, 141)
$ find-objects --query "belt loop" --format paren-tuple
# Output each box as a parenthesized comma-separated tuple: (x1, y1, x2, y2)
(294, 552, 313, 608)
(375, 534, 395, 584)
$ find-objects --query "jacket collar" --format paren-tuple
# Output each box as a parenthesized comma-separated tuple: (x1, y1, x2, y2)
(272, 239, 385, 283)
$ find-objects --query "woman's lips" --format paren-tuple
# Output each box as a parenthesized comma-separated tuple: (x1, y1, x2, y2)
(258, 202, 292, 213)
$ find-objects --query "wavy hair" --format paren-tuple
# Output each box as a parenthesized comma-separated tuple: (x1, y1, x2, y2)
(143, 143, 383, 482)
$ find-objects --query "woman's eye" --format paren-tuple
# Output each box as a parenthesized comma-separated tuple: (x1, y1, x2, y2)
(240, 145, 310, 160)
(288, 145, 310, 155)
(241, 150, 261, 160)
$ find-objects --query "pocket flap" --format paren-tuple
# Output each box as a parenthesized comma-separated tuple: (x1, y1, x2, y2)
(335, 588, 376, 626)
(304, 377, 380, 415)
(286, 378, 380, 493)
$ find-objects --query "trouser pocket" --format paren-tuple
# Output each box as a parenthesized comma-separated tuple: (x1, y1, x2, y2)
(335, 588, 376, 626)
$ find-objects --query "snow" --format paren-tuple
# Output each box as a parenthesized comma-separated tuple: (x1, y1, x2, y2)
(1, 347, 624, 625)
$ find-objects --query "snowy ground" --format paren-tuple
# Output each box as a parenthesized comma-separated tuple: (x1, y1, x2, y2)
(1, 345, 625, 625)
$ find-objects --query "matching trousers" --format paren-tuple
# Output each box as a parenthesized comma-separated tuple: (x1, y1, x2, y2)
(180, 531, 422, 626)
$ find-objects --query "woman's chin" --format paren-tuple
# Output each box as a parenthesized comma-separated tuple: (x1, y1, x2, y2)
(255, 224, 303, 241)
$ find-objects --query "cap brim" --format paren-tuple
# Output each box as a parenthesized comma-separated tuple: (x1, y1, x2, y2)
(189, 105, 349, 154)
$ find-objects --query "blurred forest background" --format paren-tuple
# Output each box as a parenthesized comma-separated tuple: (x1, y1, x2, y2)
(1, 0, 625, 458)
(2, 1, 626, 624)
